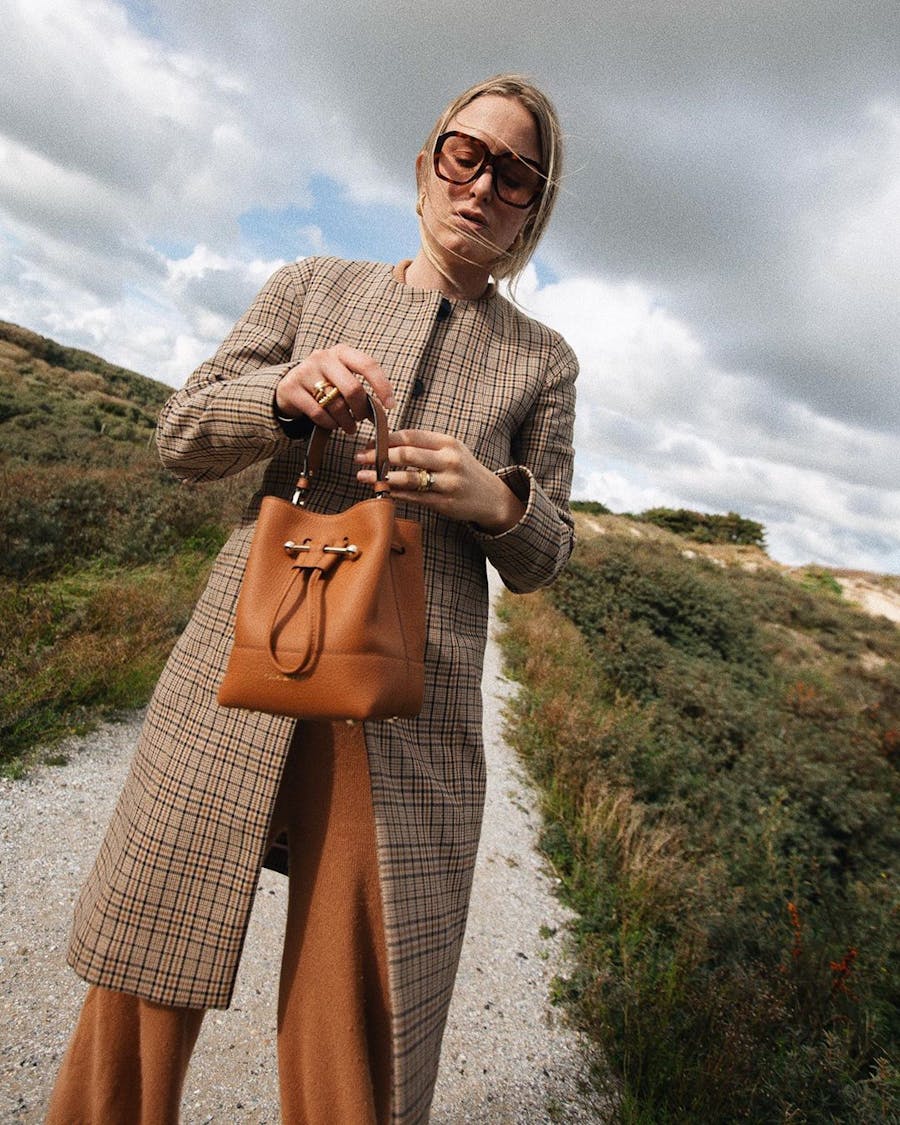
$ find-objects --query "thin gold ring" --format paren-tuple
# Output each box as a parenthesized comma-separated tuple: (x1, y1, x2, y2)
(416, 469, 436, 493)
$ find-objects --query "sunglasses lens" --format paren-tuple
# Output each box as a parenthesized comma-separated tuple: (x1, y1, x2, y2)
(493, 155, 543, 207)
(435, 134, 543, 207)
(436, 134, 487, 181)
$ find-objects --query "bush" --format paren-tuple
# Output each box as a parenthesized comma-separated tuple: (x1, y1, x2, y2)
(0, 552, 215, 771)
(499, 530, 899, 1122)
(0, 462, 252, 579)
(635, 507, 766, 548)
(0, 323, 264, 771)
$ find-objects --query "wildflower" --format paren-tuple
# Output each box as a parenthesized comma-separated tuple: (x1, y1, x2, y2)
(829, 947, 858, 998)
(787, 901, 802, 961)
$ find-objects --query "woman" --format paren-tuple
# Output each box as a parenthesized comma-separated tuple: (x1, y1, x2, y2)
(48, 74, 577, 1124)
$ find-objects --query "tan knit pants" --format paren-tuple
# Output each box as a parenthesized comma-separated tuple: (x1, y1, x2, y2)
(46, 721, 393, 1124)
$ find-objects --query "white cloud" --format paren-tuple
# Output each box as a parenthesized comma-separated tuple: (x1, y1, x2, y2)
(0, 0, 318, 266)
(0, 1, 897, 572)
(0, 233, 287, 383)
(524, 270, 900, 569)
(163, 246, 288, 350)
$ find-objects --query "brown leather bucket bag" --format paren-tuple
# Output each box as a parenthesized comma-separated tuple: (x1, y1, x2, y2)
(218, 396, 425, 720)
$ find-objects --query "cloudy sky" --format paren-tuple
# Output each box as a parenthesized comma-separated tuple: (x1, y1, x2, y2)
(2, 0, 898, 571)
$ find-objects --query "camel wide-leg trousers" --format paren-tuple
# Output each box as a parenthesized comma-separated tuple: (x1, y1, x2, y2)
(46, 721, 393, 1124)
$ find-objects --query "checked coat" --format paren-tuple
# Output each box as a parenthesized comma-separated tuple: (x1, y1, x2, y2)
(67, 256, 577, 1123)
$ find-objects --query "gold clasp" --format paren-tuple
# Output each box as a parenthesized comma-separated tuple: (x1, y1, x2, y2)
(283, 540, 359, 559)
(283, 540, 311, 557)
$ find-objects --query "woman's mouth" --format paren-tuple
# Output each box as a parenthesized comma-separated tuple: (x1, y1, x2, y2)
(455, 209, 488, 229)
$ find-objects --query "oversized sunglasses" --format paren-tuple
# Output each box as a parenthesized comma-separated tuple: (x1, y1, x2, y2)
(433, 131, 545, 209)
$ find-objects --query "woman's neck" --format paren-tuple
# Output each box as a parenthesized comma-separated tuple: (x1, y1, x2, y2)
(402, 251, 492, 301)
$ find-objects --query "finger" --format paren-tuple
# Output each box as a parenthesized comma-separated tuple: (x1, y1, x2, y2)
(400, 468, 438, 493)
(276, 379, 340, 431)
(355, 447, 442, 472)
(357, 468, 441, 495)
(322, 392, 360, 436)
(385, 429, 449, 450)
(334, 345, 396, 410)
(318, 395, 357, 434)
(314, 362, 389, 433)
(291, 351, 367, 427)
(353, 444, 376, 466)
(387, 447, 448, 473)
(312, 356, 367, 432)
(316, 359, 364, 404)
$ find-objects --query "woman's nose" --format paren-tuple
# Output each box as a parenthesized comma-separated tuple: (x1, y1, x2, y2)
(469, 167, 494, 200)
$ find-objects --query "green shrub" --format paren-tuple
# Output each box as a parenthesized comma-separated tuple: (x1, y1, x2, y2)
(500, 530, 899, 1122)
(0, 322, 263, 772)
(635, 507, 766, 548)
(0, 463, 251, 579)
(0, 553, 215, 771)
(799, 566, 845, 598)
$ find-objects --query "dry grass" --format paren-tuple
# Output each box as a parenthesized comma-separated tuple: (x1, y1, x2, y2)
(498, 523, 899, 1123)
(0, 551, 214, 775)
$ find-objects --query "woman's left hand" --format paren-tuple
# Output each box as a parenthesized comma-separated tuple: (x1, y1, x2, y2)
(355, 430, 525, 534)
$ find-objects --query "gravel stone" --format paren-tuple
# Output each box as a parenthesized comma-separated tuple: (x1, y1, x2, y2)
(1, 582, 608, 1122)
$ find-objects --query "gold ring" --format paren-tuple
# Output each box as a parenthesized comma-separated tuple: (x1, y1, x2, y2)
(416, 469, 435, 493)
(319, 387, 343, 408)
(313, 379, 340, 405)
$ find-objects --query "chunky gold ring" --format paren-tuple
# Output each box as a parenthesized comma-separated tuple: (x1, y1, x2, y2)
(313, 379, 339, 405)
(416, 469, 436, 493)
(317, 386, 342, 408)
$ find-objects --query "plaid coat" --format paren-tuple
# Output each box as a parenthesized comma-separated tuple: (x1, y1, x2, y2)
(68, 257, 577, 1122)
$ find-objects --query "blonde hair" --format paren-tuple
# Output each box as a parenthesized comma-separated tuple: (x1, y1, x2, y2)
(416, 74, 564, 283)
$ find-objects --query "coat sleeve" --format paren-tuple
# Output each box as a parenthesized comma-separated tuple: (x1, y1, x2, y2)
(156, 262, 313, 483)
(471, 333, 578, 593)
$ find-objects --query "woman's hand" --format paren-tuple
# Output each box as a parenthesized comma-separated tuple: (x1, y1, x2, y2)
(356, 430, 526, 534)
(274, 345, 395, 435)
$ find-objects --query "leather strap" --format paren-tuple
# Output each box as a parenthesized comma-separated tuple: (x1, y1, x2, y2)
(267, 549, 344, 675)
(295, 394, 390, 501)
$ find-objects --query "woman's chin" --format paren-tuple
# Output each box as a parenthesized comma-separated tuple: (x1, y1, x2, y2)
(428, 231, 497, 274)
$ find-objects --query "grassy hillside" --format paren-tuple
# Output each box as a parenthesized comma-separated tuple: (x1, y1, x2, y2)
(499, 513, 899, 1123)
(0, 323, 256, 772)
(0, 320, 170, 464)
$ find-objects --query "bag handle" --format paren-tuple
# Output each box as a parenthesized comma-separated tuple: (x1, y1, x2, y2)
(292, 393, 391, 505)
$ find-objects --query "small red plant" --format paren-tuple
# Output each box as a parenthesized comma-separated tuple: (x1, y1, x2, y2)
(829, 947, 858, 999)
(786, 681, 817, 712)
(787, 901, 802, 961)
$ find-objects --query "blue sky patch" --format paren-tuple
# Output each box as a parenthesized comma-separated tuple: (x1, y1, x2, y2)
(239, 175, 420, 265)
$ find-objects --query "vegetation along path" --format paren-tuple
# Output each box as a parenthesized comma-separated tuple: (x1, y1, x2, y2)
(0, 576, 607, 1123)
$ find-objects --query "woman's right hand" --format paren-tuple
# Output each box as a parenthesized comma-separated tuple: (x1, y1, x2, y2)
(274, 345, 396, 435)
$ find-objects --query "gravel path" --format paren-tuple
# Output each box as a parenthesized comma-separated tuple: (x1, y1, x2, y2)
(1, 586, 607, 1123)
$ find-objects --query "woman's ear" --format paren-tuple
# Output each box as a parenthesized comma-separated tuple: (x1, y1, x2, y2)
(415, 151, 426, 216)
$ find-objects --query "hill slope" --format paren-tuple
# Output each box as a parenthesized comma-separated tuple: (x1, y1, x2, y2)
(2, 324, 898, 1119)
(575, 509, 900, 625)
(499, 512, 899, 1122)
(0, 323, 253, 770)
(0, 320, 171, 467)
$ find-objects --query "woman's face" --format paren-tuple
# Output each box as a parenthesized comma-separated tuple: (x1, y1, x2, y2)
(418, 94, 541, 270)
